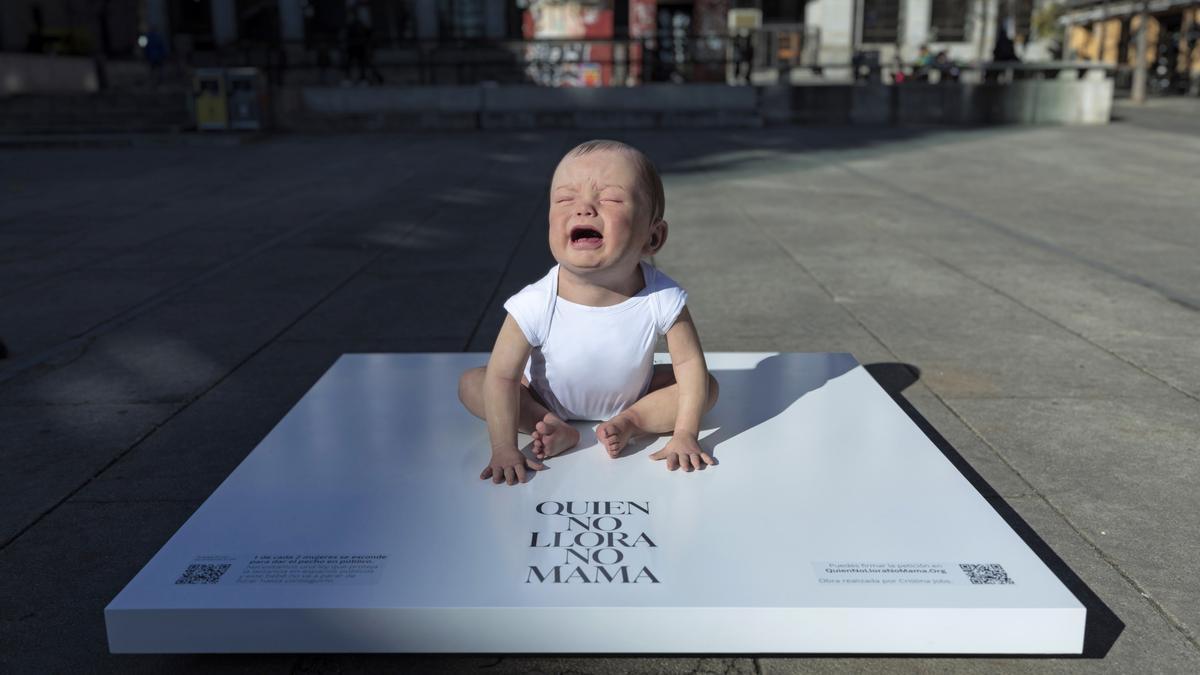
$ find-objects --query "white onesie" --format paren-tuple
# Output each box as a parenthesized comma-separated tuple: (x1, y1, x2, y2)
(503, 260, 688, 421)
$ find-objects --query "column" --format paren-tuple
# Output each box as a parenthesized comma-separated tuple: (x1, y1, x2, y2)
(972, 0, 998, 65)
(414, 0, 439, 40)
(279, 0, 305, 42)
(145, 0, 171, 36)
(817, 0, 856, 78)
(903, 0, 931, 61)
(211, 0, 238, 46)
(485, 1, 507, 39)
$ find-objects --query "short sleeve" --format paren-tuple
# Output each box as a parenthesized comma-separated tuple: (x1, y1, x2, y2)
(503, 268, 560, 347)
(503, 291, 545, 347)
(648, 266, 688, 335)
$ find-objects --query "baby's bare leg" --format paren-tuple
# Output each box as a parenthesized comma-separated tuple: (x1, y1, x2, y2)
(457, 366, 546, 433)
(596, 366, 720, 457)
(457, 367, 579, 458)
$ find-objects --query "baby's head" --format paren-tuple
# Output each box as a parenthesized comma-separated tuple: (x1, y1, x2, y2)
(548, 140, 667, 279)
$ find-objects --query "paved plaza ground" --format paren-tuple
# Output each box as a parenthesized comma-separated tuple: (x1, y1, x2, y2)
(2, 118, 1199, 673)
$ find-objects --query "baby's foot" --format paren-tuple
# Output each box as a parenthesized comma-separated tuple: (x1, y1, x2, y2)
(531, 413, 580, 460)
(596, 414, 638, 458)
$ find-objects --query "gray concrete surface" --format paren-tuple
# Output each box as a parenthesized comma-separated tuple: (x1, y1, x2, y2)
(1, 119, 1198, 673)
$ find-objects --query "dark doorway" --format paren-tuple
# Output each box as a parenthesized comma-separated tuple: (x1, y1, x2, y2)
(172, 0, 216, 50)
(237, 0, 281, 44)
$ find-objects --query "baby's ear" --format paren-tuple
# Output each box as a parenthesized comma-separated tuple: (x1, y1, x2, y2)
(647, 219, 668, 255)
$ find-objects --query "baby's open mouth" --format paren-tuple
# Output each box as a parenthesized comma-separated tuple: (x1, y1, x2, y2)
(569, 226, 603, 250)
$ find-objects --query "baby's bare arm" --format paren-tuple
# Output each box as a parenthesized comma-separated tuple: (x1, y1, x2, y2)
(484, 315, 532, 456)
(479, 316, 546, 485)
(664, 306, 709, 438)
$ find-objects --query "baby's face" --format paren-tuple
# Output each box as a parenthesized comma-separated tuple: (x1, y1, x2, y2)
(548, 150, 651, 279)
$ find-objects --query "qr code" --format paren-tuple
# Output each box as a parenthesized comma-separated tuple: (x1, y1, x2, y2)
(959, 563, 1014, 585)
(175, 563, 231, 585)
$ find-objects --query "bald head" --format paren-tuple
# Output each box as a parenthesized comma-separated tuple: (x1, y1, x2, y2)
(554, 140, 665, 226)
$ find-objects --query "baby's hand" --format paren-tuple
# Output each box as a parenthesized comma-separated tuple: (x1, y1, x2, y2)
(649, 433, 715, 472)
(480, 448, 546, 486)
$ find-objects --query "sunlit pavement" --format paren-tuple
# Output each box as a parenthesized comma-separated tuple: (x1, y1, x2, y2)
(2, 120, 1199, 673)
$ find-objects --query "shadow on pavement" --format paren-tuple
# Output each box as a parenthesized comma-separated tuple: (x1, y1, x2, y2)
(864, 361, 1124, 659)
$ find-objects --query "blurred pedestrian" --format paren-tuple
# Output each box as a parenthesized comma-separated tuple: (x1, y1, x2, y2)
(913, 44, 934, 82)
(934, 50, 960, 82)
(733, 31, 754, 85)
(988, 20, 1020, 83)
(24, 6, 46, 53)
(891, 55, 908, 84)
(143, 26, 166, 87)
(343, 13, 383, 85)
(317, 42, 334, 85)
(993, 29, 1020, 63)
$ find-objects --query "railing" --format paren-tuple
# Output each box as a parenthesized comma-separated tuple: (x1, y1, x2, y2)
(883, 60, 1119, 85)
(175, 33, 1123, 90)
(184, 33, 821, 87)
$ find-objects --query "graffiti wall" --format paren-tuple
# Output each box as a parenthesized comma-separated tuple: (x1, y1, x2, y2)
(693, 0, 730, 81)
(628, 0, 657, 85)
(522, 1, 615, 87)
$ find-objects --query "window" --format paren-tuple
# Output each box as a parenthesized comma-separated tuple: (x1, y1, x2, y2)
(930, 0, 968, 42)
(861, 0, 900, 44)
(439, 0, 486, 39)
(762, 0, 807, 24)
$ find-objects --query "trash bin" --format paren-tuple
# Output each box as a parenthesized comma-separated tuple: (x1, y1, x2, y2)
(193, 68, 228, 131)
(226, 67, 268, 131)
(853, 50, 882, 84)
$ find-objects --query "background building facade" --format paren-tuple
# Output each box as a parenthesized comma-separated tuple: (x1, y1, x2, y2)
(12, 1, 1184, 90)
(1060, 0, 1200, 95)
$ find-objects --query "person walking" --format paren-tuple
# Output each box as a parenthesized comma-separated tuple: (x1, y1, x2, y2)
(343, 13, 383, 85)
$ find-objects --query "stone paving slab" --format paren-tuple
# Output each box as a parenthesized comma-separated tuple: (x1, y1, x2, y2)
(948, 395, 1200, 639)
(2, 122, 1199, 672)
(0, 402, 173, 545)
(0, 500, 301, 675)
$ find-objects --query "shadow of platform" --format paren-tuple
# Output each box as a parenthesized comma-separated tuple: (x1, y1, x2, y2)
(864, 361, 1123, 659)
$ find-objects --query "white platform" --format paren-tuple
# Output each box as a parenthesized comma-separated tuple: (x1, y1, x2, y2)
(105, 353, 1085, 654)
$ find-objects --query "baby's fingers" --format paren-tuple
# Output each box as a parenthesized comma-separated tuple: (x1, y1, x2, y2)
(667, 453, 680, 471)
(515, 464, 527, 484)
(480, 466, 493, 480)
(700, 452, 716, 466)
(525, 457, 547, 471)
